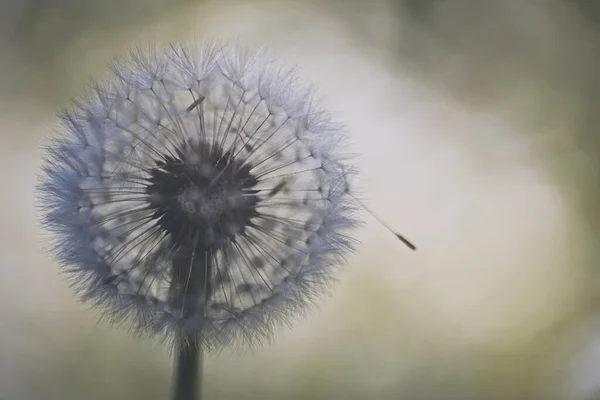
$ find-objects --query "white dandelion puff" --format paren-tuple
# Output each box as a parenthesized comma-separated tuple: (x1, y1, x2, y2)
(38, 42, 363, 351)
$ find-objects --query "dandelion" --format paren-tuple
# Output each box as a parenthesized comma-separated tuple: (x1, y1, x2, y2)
(38, 42, 415, 399)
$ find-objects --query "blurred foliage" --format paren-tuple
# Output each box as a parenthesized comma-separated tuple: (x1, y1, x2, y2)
(2, 0, 201, 54)
(3, 0, 600, 399)
(569, 0, 600, 25)
(0, 0, 203, 107)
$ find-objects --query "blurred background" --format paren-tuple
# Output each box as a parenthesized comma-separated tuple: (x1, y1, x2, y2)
(1, 0, 599, 399)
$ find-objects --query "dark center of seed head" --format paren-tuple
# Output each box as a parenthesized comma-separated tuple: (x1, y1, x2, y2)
(146, 141, 259, 249)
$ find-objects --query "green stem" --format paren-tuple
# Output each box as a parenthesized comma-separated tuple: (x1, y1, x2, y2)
(170, 239, 211, 400)
(172, 334, 203, 400)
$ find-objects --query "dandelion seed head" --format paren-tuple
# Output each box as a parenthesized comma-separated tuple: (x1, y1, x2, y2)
(38, 42, 360, 350)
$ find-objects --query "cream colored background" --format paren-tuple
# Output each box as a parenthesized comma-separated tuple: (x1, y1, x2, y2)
(0, 0, 598, 399)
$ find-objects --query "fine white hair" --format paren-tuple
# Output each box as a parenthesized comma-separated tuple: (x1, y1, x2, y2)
(39, 42, 360, 350)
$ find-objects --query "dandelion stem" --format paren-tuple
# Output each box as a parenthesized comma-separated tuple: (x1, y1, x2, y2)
(173, 333, 203, 400)
(171, 240, 211, 400)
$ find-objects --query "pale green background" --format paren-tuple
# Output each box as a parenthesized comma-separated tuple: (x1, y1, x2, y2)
(1, 1, 599, 399)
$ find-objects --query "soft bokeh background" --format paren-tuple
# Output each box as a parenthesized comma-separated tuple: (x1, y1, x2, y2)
(1, 0, 599, 399)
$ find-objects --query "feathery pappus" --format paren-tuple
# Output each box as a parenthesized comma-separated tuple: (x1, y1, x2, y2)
(38, 43, 362, 350)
